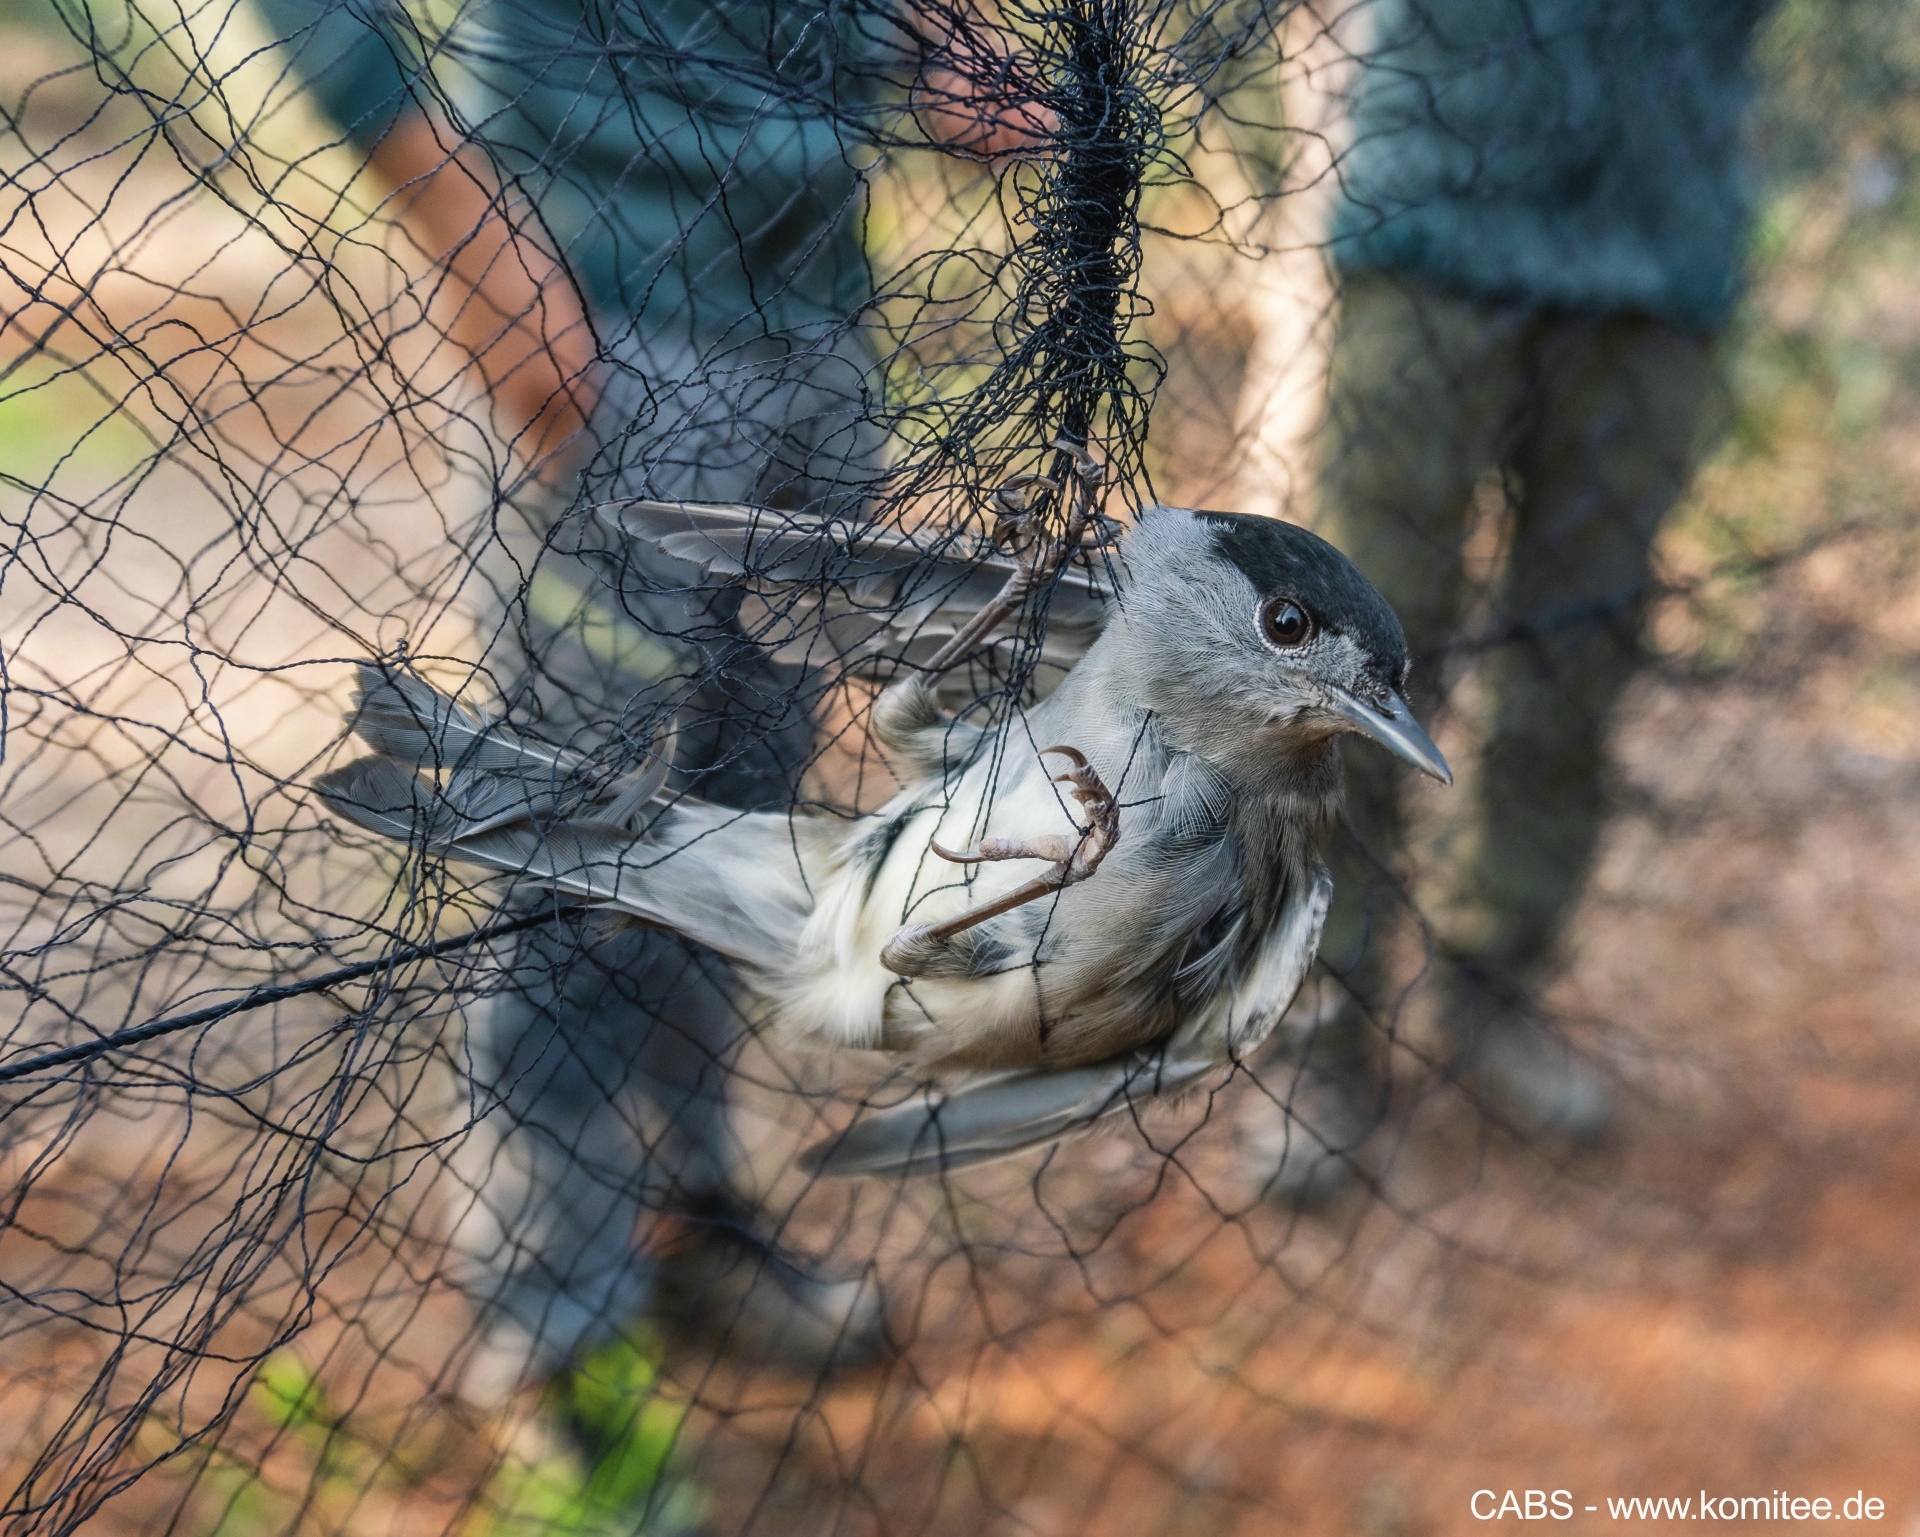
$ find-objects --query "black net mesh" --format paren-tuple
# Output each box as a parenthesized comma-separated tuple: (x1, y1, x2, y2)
(5, 0, 1920, 1531)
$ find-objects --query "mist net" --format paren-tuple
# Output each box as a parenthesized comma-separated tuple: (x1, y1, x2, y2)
(5, 0, 1920, 1530)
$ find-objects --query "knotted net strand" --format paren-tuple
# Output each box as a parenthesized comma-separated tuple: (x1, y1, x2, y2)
(4, 0, 1920, 1530)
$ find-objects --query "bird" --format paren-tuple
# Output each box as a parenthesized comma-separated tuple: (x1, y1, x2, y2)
(315, 474, 1450, 1179)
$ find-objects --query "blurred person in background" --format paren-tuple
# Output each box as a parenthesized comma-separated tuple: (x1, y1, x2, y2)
(1243, 0, 1773, 1204)
(256, 0, 1045, 1473)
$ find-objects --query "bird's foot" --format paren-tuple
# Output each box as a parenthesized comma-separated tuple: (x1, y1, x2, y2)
(986, 475, 1068, 600)
(929, 746, 1118, 890)
(1051, 435, 1106, 491)
(911, 444, 1114, 681)
(988, 439, 1110, 585)
(880, 746, 1118, 977)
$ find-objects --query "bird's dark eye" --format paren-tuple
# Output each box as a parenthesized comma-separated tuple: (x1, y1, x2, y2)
(1259, 597, 1314, 649)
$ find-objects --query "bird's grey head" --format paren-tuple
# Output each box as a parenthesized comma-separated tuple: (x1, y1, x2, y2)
(1108, 508, 1451, 785)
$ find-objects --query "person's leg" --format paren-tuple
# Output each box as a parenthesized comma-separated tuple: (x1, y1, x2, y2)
(1313, 275, 1530, 1005)
(453, 919, 881, 1397)
(452, 324, 886, 1400)
(578, 324, 882, 798)
(449, 925, 737, 1399)
(1435, 312, 1723, 1135)
(1245, 270, 1527, 1203)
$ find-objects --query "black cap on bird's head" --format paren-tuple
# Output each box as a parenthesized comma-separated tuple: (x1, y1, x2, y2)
(1198, 510, 1450, 783)
(1122, 508, 1452, 784)
(1200, 510, 1408, 673)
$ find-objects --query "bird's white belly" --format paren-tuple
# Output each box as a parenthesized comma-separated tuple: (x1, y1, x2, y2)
(770, 739, 1330, 1071)
(776, 763, 1084, 1055)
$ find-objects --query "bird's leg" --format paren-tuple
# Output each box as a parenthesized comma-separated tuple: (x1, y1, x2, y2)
(909, 474, 1060, 677)
(869, 472, 1061, 768)
(911, 436, 1109, 678)
(876, 442, 1119, 976)
(871, 448, 1104, 768)
(879, 747, 1120, 977)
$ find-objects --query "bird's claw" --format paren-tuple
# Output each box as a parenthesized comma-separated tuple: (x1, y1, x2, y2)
(989, 443, 1106, 566)
(990, 474, 1060, 572)
(991, 473, 1060, 522)
(880, 745, 1119, 977)
(1036, 745, 1119, 878)
(1050, 435, 1106, 487)
(927, 747, 1116, 880)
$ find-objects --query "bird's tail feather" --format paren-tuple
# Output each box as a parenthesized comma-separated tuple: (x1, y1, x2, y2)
(799, 1052, 1221, 1179)
(315, 665, 801, 971)
(346, 664, 580, 781)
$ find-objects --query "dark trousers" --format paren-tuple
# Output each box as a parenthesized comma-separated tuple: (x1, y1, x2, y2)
(1311, 271, 1723, 1056)
(449, 326, 878, 1397)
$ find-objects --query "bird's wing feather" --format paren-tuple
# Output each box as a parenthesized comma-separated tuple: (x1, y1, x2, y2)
(1169, 863, 1334, 1060)
(315, 755, 455, 845)
(440, 818, 801, 969)
(798, 1051, 1220, 1179)
(319, 757, 801, 971)
(348, 664, 583, 779)
(597, 499, 1115, 682)
(319, 668, 800, 970)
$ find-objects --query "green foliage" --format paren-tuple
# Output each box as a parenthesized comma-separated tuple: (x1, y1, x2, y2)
(251, 1353, 335, 1437)
(474, 1331, 702, 1537)
(562, 1332, 686, 1512)
(0, 359, 152, 495)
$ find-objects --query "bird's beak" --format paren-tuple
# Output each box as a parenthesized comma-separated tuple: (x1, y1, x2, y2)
(1327, 688, 1453, 784)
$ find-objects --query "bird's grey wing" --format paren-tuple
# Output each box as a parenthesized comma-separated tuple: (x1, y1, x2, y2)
(327, 664, 670, 838)
(346, 664, 582, 780)
(798, 1051, 1219, 1179)
(316, 667, 796, 970)
(597, 499, 1114, 692)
